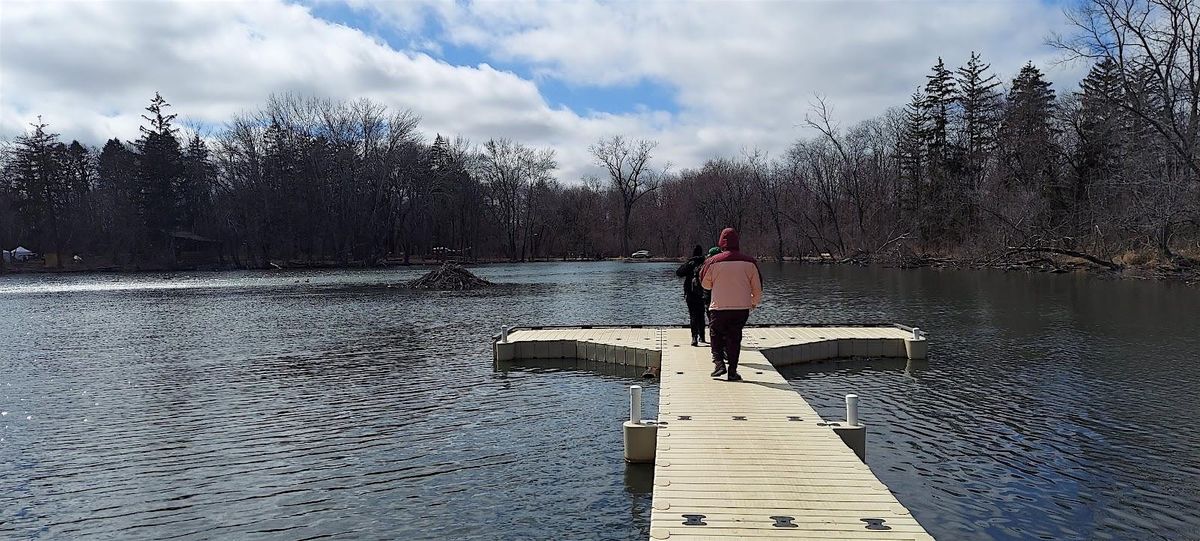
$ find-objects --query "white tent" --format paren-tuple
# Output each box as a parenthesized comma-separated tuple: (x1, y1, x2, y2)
(11, 247, 36, 261)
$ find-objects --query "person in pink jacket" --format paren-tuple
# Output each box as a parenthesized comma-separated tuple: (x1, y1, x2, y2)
(700, 228, 762, 381)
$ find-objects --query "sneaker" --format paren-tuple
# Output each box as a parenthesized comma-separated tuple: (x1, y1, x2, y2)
(726, 372, 743, 382)
(691, 336, 699, 347)
(710, 364, 727, 377)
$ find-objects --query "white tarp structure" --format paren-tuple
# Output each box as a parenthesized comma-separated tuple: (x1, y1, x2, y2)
(10, 247, 36, 261)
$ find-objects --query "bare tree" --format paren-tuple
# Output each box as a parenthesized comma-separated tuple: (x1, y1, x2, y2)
(745, 149, 790, 261)
(806, 96, 872, 245)
(476, 138, 557, 261)
(1053, 0, 1200, 255)
(788, 138, 848, 256)
(1054, 0, 1199, 176)
(589, 136, 664, 255)
(11, 33, 1200, 272)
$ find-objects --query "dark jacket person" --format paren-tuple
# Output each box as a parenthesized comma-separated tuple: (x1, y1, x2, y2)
(675, 244, 709, 346)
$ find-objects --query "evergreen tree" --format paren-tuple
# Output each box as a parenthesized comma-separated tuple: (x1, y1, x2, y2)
(922, 57, 958, 169)
(1073, 58, 1125, 203)
(1000, 62, 1060, 211)
(97, 138, 138, 263)
(8, 118, 67, 262)
(180, 134, 215, 232)
(98, 139, 136, 193)
(956, 52, 1001, 178)
(920, 57, 963, 243)
(430, 134, 451, 170)
(134, 92, 184, 253)
(59, 140, 98, 257)
(427, 134, 479, 255)
(898, 91, 927, 223)
(64, 141, 92, 196)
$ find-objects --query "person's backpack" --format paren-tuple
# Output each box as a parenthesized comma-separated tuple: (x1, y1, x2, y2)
(689, 260, 704, 295)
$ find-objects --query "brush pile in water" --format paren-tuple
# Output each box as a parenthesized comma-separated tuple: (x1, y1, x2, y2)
(408, 263, 493, 290)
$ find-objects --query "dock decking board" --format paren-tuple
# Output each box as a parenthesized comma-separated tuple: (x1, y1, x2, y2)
(495, 325, 932, 540)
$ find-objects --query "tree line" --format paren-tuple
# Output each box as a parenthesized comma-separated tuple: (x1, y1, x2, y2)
(2, 0, 1196, 272)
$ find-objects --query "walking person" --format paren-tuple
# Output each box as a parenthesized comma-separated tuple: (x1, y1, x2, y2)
(701, 228, 762, 382)
(705, 246, 719, 322)
(675, 245, 709, 347)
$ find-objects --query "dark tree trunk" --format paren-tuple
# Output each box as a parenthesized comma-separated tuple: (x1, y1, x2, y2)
(622, 204, 632, 256)
(1159, 222, 1173, 258)
(773, 217, 785, 262)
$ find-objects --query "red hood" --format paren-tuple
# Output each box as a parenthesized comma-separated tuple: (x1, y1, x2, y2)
(718, 228, 739, 251)
(700, 227, 759, 284)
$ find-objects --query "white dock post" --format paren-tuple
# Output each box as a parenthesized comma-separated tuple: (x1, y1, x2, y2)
(833, 393, 867, 462)
(493, 326, 515, 361)
(629, 385, 642, 423)
(623, 385, 656, 463)
(904, 327, 927, 360)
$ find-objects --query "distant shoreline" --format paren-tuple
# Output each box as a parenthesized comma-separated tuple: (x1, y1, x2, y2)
(2, 253, 1196, 285)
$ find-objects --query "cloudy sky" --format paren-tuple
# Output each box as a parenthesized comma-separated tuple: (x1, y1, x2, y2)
(1, 0, 1087, 180)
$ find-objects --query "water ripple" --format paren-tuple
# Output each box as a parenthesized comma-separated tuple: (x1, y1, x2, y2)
(3, 263, 1199, 540)
(784, 266, 1200, 540)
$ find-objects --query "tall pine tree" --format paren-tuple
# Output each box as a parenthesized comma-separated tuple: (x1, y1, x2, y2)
(180, 134, 215, 233)
(921, 57, 963, 243)
(922, 57, 958, 170)
(63, 141, 92, 196)
(1000, 62, 1060, 215)
(8, 117, 67, 264)
(1073, 58, 1125, 206)
(956, 52, 1001, 180)
(898, 91, 928, 226)
(98, 138, 138, 263)
(134, 92, 184, 255)
(430, 134, 451, 171)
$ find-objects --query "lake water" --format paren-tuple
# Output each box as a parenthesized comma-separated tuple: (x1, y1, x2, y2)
(1, 263, 1197, 540)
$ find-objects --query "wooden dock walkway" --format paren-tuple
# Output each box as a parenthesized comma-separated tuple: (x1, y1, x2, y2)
(494, 325, 933, 540)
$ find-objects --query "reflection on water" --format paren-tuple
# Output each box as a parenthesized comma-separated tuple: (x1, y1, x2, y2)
(786, 357, 930, 377)
(623, 463, 655, 527)
(773, 266, 1200, 541)
(2, 262, 1199, 540)
(0, 265, 664, 541)
(497, 359, 657, 381)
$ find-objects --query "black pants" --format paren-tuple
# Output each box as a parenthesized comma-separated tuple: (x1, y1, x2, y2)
(685, 295, 707, 340)
(710, 309, 750, 371)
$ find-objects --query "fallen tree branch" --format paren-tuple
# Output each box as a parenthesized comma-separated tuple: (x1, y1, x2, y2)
(873, 233, 910, 255)
(1005, 246, 1120, 270)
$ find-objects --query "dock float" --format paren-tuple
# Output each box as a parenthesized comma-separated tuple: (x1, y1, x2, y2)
(494, 324, 933, 540)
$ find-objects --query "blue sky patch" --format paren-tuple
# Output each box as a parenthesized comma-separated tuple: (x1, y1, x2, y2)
(535, 77, 677, 116)
(301, 1, 678, 116)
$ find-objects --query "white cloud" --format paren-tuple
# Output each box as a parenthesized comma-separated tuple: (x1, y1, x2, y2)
(1, 0, 1092, 182)
(350, 0, 1094, 171)
(0, 0, 629, 179)
(424, 0, 1089, 116)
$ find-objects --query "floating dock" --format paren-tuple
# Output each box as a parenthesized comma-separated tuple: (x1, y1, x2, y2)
(495, 324, 933, 540)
